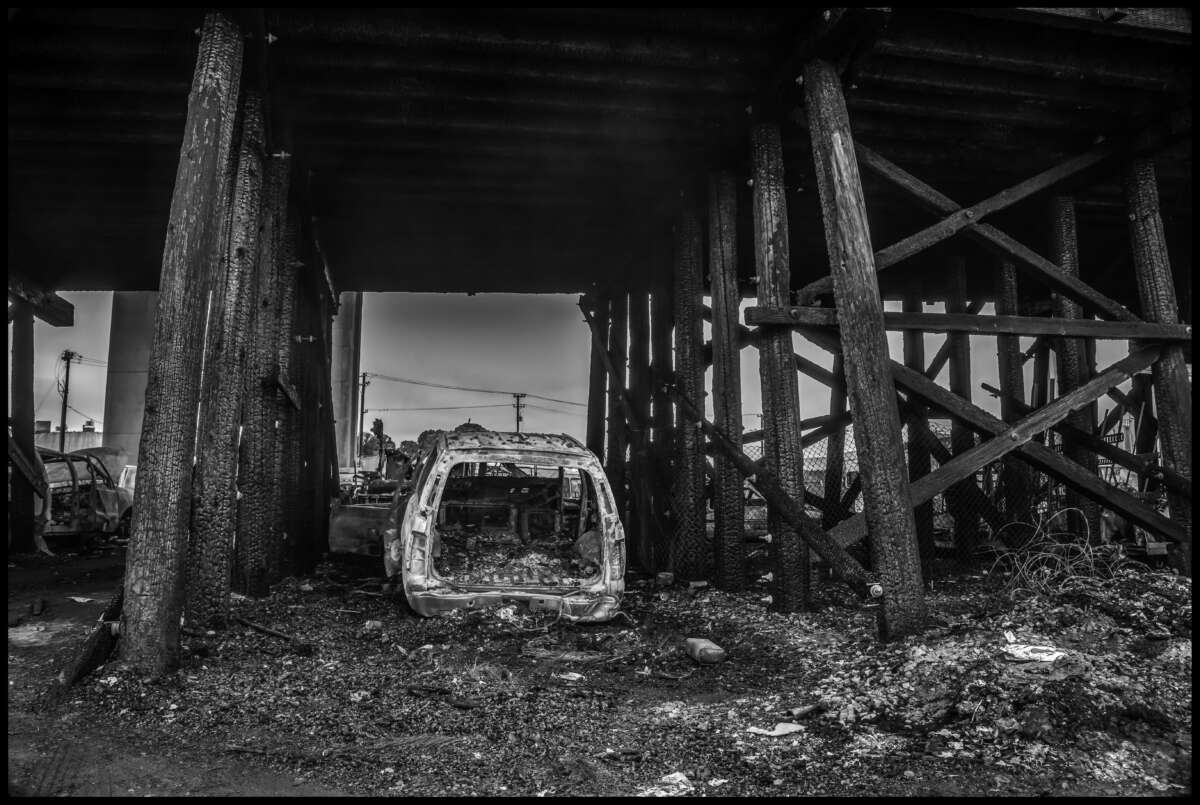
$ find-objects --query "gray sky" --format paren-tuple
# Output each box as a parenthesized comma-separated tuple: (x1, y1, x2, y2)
(10, 291, 1128, 446)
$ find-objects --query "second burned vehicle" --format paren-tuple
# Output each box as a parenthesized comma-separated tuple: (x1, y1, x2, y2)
(331, 430, 625, 622)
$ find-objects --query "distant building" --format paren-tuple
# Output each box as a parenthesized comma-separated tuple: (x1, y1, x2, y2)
(34, 420, 104, 454)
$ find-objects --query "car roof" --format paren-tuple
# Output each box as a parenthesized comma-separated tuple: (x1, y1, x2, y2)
(440, 430, 588, 455)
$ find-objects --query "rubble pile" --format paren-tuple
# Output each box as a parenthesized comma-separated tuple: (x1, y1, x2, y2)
(434, 524, 598, 586)
(60, 559, 1189, 796)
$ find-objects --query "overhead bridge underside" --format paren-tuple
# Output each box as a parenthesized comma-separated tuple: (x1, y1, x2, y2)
(7, 7, 1192, 304)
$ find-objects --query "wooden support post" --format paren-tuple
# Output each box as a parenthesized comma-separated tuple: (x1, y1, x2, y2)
(121, 11, 243, 675)
(9, 302, 37, 552)
(1050, 194, 1102, 541)
(1030, 338, 1052, 448)
(751, 121, 809, 610)
(996, 260, 1035, 530)
(235, 153, 292, 597)
(1131, 373, 1159, 493)
(628, 287, 654, 570)
(585, 292, 610, 460)
(708, 171, 747, 591)
(187, 90, 266, 629)
(1126, 156, 1192, 573)
(671, 207, 707, 581)
(804, 58, 926, 637)
(945, 258, 980, 558)
(650, 276, 675, 569)
(277, 207, 304, 576)
(902, 291, 935, 575)
(823, 357, 847, 530)
(605, 291, 629, 526)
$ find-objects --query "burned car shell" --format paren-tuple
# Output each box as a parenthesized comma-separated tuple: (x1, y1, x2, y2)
(385, 431, 624, 623)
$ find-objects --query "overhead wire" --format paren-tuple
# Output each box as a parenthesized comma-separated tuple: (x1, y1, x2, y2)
(367, 404, 511, 412)
(366, 371, 585, 407)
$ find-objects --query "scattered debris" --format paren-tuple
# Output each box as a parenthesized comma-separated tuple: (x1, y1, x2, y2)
(747, 722, 805, 737)
(684, 637, 726, 664)
(637, 771, 694, 797)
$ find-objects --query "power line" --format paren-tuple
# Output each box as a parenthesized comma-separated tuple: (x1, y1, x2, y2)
(66, 404, 102, 425)
(366, 404, 511, 412)
(366, 371, 585, 407)
(524, 403, 586, 417)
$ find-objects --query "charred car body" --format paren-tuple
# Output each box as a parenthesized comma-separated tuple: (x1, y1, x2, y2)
(331, 430, 624, 622)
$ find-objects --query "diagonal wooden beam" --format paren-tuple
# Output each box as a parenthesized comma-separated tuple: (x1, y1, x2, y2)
(8, 270, 74, 327)
(747, 307, 1193, 341)
(703, 304, 838, 387)
(669, 385, 877, 597)
(831, 347, 1164, 545)
(892, 360, 1187, 544)
(983, 382, 1191, 499)
(851, 143, 1141, 322)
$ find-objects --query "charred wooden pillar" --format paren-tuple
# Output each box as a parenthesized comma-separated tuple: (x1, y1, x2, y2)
(670, 206, 707, 580)
(187, 90, 266, 629)
(276, 206, 304, 575)
(650, 275, 675, 569)
(1125, 157, 1192, 573)
(803, 58, 926, 637)
(585, 293, 611, 461)
(901, 291, 935, 576)
(1050, 194, 1101, 541)
(235, 153, 292, 596)
(300, 264, 335, 572)
(822, 357, 847, 530)
(946, 257, 979, 557)
(121, 11, 243, 674)
(1131, 373, 1159, 492)
(1030, 340, 1052, 444)
(708, 171, 746, 590)
(605, 291, 629, 524)
(996, 260, 1035, 530)
(10, 302, 37, 552)
(628, 288, 654, 569)
(750, 121, 808, 610)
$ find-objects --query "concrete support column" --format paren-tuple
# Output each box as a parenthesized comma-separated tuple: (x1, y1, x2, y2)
(330, 291, 363, 470)
(102, 291, 159, 469)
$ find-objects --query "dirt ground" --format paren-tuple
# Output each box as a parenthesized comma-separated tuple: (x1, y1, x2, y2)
(7, 544, 1191, 797)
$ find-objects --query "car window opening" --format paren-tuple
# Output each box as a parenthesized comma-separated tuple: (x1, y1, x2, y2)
(430, 460, 604, 588)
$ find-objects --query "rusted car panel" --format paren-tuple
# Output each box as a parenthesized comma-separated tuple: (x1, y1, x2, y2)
(36, 448, 132, 538)
(384, 431, 624, 623)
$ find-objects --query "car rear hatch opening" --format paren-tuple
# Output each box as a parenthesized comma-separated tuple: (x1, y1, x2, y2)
(430, 460, 606, 590)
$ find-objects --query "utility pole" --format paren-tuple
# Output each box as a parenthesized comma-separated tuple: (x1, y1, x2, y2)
(59, 349, 76, 452)
(358, 372, 370, 463)
(513, 393, 526, 433)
